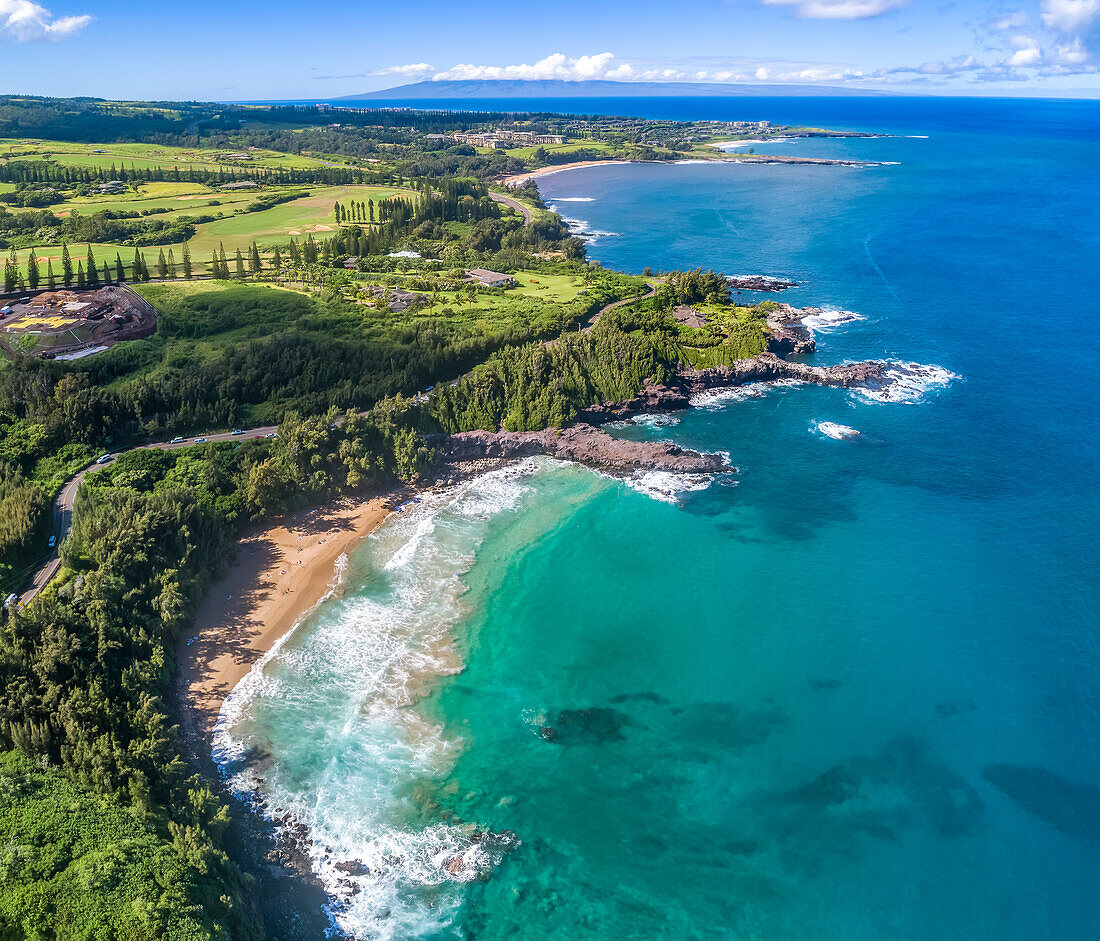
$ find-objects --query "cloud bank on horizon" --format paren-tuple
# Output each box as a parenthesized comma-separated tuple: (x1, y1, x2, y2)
(371, 0, 1100, 89)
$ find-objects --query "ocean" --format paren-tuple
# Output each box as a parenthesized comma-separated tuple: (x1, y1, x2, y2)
(216, 97, 1100, 939)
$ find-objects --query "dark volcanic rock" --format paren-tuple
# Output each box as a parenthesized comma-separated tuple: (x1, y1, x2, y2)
(437, 422, 728, 476)
(765, 304, 816, 355)
(728, 275, 797, 292)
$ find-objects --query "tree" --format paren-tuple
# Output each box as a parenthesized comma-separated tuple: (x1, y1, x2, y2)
(181, 243, 192, 280)
(218, 244, 228, 279)
(3, 249, 16, 292)
(132, 248, 144, 281)
(76, 262, 85, 289)
(27, 248, 39, 290)
(234, 248, 245, 279)
(61, 243, 73, 287)
(249, 242, 261, 276)
(115, 252, 125, 282)
(272, 246, 283, 271)
(86, 246, 99, 287)
(334, 201, 342, 223)
(46, 259, 56, 290)
(209, 252, 220, 279)
(369, 199, 375, 223)
(157, 249, 168, 279)
(167, 248, 177, 278)
(102, 262, 110, 284)
(288, 239, 301, 267)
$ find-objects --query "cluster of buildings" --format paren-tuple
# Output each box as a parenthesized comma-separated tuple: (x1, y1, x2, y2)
(431, 130, 566, 149)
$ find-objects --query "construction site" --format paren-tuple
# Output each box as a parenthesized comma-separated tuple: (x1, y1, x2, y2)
(0, 285, 157, 360)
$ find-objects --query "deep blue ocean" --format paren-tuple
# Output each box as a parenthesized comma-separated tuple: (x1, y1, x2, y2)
(220, 97, 1100, 939)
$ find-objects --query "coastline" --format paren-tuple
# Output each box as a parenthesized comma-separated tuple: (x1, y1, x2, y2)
(178, 495, 397, 742)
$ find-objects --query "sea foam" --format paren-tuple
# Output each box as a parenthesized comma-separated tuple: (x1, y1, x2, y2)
(801, 307, 863, 331)
(812, 421, 860, 439)
(214, 460, 548, 940)
(856, 361, 958, 403)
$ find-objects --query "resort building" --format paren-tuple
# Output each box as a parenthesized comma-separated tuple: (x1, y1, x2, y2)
(466, 268, 515, 288)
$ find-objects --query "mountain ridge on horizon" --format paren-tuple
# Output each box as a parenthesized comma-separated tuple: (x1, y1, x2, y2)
(340, 79, 887, 100)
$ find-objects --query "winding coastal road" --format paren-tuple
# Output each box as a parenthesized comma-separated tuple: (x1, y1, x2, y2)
(488, 190, 532, 225)
(19, 424, 279, 606)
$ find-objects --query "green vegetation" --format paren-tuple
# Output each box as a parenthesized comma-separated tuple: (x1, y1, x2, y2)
(0, 96, 794, 936)
(0, 751, 216, 940)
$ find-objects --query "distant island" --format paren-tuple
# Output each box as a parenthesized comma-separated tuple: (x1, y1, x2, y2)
(342, 79, 888, 100)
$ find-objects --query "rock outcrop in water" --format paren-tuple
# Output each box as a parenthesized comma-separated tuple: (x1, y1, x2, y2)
(437, 423, 730, 475)
(728, 275, 797, 292)
(765, 305, 816, 355)
(576, 353, 887, 423)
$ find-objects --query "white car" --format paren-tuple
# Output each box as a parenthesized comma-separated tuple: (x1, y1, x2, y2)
(195, 437, 208, 443)
(171, 436, 185, 444)
(96, 453, 112, 464)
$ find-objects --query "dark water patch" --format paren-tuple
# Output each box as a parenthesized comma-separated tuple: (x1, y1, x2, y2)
(774, 736, 983, 842)
(537, 707, 634, 744)
(808, 677, 845, 691)
(608, 691, 670, 706)
(935, 698, 977, 717)
(984, 765, 1100, 842)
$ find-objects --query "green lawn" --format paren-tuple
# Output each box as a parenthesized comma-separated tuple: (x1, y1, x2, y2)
(0, 139, 336, 171)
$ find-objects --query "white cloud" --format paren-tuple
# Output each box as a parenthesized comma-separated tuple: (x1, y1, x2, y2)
(0, 0, 90, 41)
(1005, 34, 1043, 65)
(428, 52, 620, 82)
(1041, 0, 1100, 31)
(989, 10, 1028, 29)
(374, 62, 435, 77)
(762, 0, 905, 19)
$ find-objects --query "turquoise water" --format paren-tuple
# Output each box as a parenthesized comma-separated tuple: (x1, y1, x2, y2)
(219, 99, 1100, 939)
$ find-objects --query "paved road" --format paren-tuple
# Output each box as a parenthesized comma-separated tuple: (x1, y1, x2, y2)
(582, 283, 659, 331)
(19, 425, 279, 606)
(489, 190, 532, 226)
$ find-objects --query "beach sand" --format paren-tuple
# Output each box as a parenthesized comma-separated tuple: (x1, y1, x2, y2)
(502, 160, 633, 185)
(179, 496, 394, 740)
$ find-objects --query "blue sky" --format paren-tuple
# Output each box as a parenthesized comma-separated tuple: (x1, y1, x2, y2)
(2, 0, 1099, 98)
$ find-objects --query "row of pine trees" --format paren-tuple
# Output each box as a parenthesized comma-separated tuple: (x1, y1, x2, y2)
(3, 243, 194, 293)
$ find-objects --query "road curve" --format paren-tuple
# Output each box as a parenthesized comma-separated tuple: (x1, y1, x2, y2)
(582, 283, 658, 331)
(488, 190, 532, 226)
(19, 424, 279, 606)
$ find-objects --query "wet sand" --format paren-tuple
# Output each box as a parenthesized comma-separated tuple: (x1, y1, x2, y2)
(179, 496, 395, 740)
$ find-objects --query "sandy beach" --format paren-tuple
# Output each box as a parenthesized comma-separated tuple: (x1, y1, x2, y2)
(502, 159, 634, 184)
(179, 496, 396, 740)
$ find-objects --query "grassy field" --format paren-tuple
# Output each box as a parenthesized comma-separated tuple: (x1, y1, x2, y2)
(187, 184, 412, 256)
(0, 139, 336, 171)
(400, 269, 588, 318)
(4, 183, 416, 275)
(489, 141, 617, 159)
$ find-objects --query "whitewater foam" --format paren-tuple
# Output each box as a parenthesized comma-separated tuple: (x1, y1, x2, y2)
(625, 470, 718, 504)
(813, 421, 860, 439)
(800, 307, 864, 331)
(214, 460, 548, 940)
(690, 378, 805, 410)
(855, 361, 957, 403)
(550, 196, 594, 202)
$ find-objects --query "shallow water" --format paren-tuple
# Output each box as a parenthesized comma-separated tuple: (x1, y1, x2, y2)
(221, 97, 1100, 939)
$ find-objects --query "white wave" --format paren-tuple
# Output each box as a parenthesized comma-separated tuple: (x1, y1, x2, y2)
(624, 470, 716, 504)
(800, 307, 864, 331)
(855, 361, 957, 403)
(627, 412, 683, 429)
(813, 421, 860, 439)
(689, 378, 804, 409)
(549, 196, 594, 202)
(906, 135, 930, 139)
(560, 215, 622, 241)
(214, 460, 549, 940)
(709, 138, 793, 150)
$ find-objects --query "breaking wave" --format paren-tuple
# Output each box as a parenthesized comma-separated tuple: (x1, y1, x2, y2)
(856, 362, 958, 403)
(625, 470, 719, 504)
(550, 196, 595, 202)
(812, 421, 860, 439)
(690, 379, 805, 410)
(214, 461, 547, 940)
(801, 307, 863, 331)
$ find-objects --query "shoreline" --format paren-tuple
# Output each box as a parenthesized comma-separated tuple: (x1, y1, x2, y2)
(178, 494, 398, 742)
